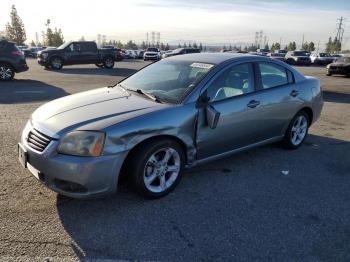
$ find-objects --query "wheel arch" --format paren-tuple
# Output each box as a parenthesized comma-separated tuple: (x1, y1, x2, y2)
(118, 135, 189, 183)
(299, 107, 313, 124)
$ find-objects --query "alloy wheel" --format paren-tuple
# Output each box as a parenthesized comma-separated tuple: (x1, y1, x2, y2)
(143, 147, 181, 193)
(0, 65, 13, 80)
(290, 115, 308, 146)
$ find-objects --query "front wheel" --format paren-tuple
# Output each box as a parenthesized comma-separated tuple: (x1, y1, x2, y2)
(50, 57, 63, 70)
(0, 63, 15, 81)
(129, 139, 185, 199)
(103, 57, 114, 69)
(283, 111, 310, 149)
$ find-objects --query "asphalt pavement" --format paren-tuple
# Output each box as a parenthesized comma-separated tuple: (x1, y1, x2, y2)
(0, 59, 349, 262)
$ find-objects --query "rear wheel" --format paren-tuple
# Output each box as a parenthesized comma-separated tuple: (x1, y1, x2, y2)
(283, 111, 310, 149)
(103, 57, 114, 69)
(128, 139, 185, 199)
(50, 57, 63, 70)
(0, 63, 15, 81)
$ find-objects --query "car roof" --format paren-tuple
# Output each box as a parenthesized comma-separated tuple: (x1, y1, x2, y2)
(166, 53, 263, 65)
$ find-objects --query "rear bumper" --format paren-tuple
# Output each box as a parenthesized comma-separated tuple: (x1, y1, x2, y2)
(14, 62, 29, 73)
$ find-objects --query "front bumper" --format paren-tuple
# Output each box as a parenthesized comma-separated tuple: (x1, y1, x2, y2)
(144, 55, 159, 60)
(37, 57, 48, 66)
(19, 123, 127, 199)
(328, 66, 350, 75)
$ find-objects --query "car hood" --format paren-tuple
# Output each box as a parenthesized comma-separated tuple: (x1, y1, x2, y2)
(31, 87, 168, 137)
(144, 52, 158, 55)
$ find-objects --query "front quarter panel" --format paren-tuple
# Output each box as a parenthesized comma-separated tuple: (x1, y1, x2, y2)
(103, 103, 198, 164)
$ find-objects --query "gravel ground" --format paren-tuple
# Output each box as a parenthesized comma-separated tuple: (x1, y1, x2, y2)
(0, 60, 349, 262)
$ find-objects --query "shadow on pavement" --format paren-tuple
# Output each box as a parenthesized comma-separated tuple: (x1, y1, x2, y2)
(323, 91, 350, 104)
(0, 79, 69, 104)
(53, 67, 138, 77)
(56, 134, 350, 261)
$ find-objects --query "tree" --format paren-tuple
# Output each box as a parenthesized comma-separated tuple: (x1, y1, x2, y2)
(264, 43, 269, 50)
(141, 41, 147, 50)
(165, 43, 170, 51)
(183, 42, 187, 48)
(301, 41, 309, 51)
(178, 43, 181, 48)
(287, 41, 296, 51)
(199, 43, 203, 51)
(5, 5, 26, 45)
(124, 40, 138, 50)
(308, 42, 315, 52)
(79, 36, 85, 41)
(44, 19, 64, 47)
(30, 40, 36, 46)
(193, 42, 198, 49)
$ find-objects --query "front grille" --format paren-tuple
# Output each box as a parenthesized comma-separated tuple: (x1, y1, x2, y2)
(27, 129, 52, 152)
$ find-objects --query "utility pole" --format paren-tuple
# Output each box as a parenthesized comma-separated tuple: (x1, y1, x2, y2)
(301, 34, 304, 49)
(335, 16, 345, 52)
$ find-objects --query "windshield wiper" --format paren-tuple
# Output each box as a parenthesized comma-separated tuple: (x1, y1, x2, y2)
(135, 89, 162, 103)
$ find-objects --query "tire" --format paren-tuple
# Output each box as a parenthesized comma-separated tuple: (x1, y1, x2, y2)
(50, 57, 63, 70)
(103, 57, 114, 69)
(287, 59, 295, 65)
(95, 63, 104, 68)
(128, 139, 185, 199)
(283, 111, 310, 149)
(0, 63, 15, 81)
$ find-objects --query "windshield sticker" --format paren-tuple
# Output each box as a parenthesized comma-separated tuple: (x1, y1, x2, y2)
(190, 63, 214, 69)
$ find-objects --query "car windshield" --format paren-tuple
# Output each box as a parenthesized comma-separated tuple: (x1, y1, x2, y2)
(147, 48, 158, 52)
(271, 53, 284, 57)
(336, 57, 350, 63)
(57, 42, 71, 49)
(120, 60, 214, 103)
(293, 51, 308, 56)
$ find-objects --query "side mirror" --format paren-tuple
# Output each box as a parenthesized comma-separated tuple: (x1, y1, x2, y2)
(206, 105, 220, 129)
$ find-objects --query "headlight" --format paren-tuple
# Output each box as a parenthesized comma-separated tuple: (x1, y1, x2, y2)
(57, 131, 105, 156)
(42, 52, 48, 59)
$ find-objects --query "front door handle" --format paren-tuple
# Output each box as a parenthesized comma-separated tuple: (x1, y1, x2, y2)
(247, 100, 260, 108)
(290, 90, 299, 97)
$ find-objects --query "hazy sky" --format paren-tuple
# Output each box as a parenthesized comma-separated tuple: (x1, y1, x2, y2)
(1, 0, 349, 49)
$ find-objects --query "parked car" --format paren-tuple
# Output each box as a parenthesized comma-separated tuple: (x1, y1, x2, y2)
(275, 49, 287, 55)
(310, 52, 334, 65)
(0, 40, 28, 80)
(267, 52, 285, 61)
(256, 48, 269, 56)
(101, 46, 124, 61)
(326, 56, 350, 76)
(162, 48, 200, 58)
(23, 47, 44, 58)
(143, 47, 161, 61)
(18, 53, 323, 199)
(138, 50, 145, 59)
(285, 51, 311, 65)
(37, 41, 117, 69)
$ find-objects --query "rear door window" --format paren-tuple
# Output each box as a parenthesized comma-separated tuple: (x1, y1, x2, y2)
(258, 62, 289, 89)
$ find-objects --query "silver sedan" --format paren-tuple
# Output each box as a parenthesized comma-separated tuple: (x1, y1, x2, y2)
(18, 53, 323, 199)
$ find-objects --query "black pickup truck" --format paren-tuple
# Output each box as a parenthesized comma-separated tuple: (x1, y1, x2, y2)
(37, 41, 117, 69)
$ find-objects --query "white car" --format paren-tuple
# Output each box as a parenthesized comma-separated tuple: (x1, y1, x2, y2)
(310, 52, 334, 65)
(143, 47, 161, 61)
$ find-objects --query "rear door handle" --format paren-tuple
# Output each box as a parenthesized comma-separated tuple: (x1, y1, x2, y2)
(290, 90, 299, 97)
(247, 100, 260, 108)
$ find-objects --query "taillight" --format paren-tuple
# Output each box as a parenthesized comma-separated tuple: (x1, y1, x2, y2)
(12, 50, 23, 56)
